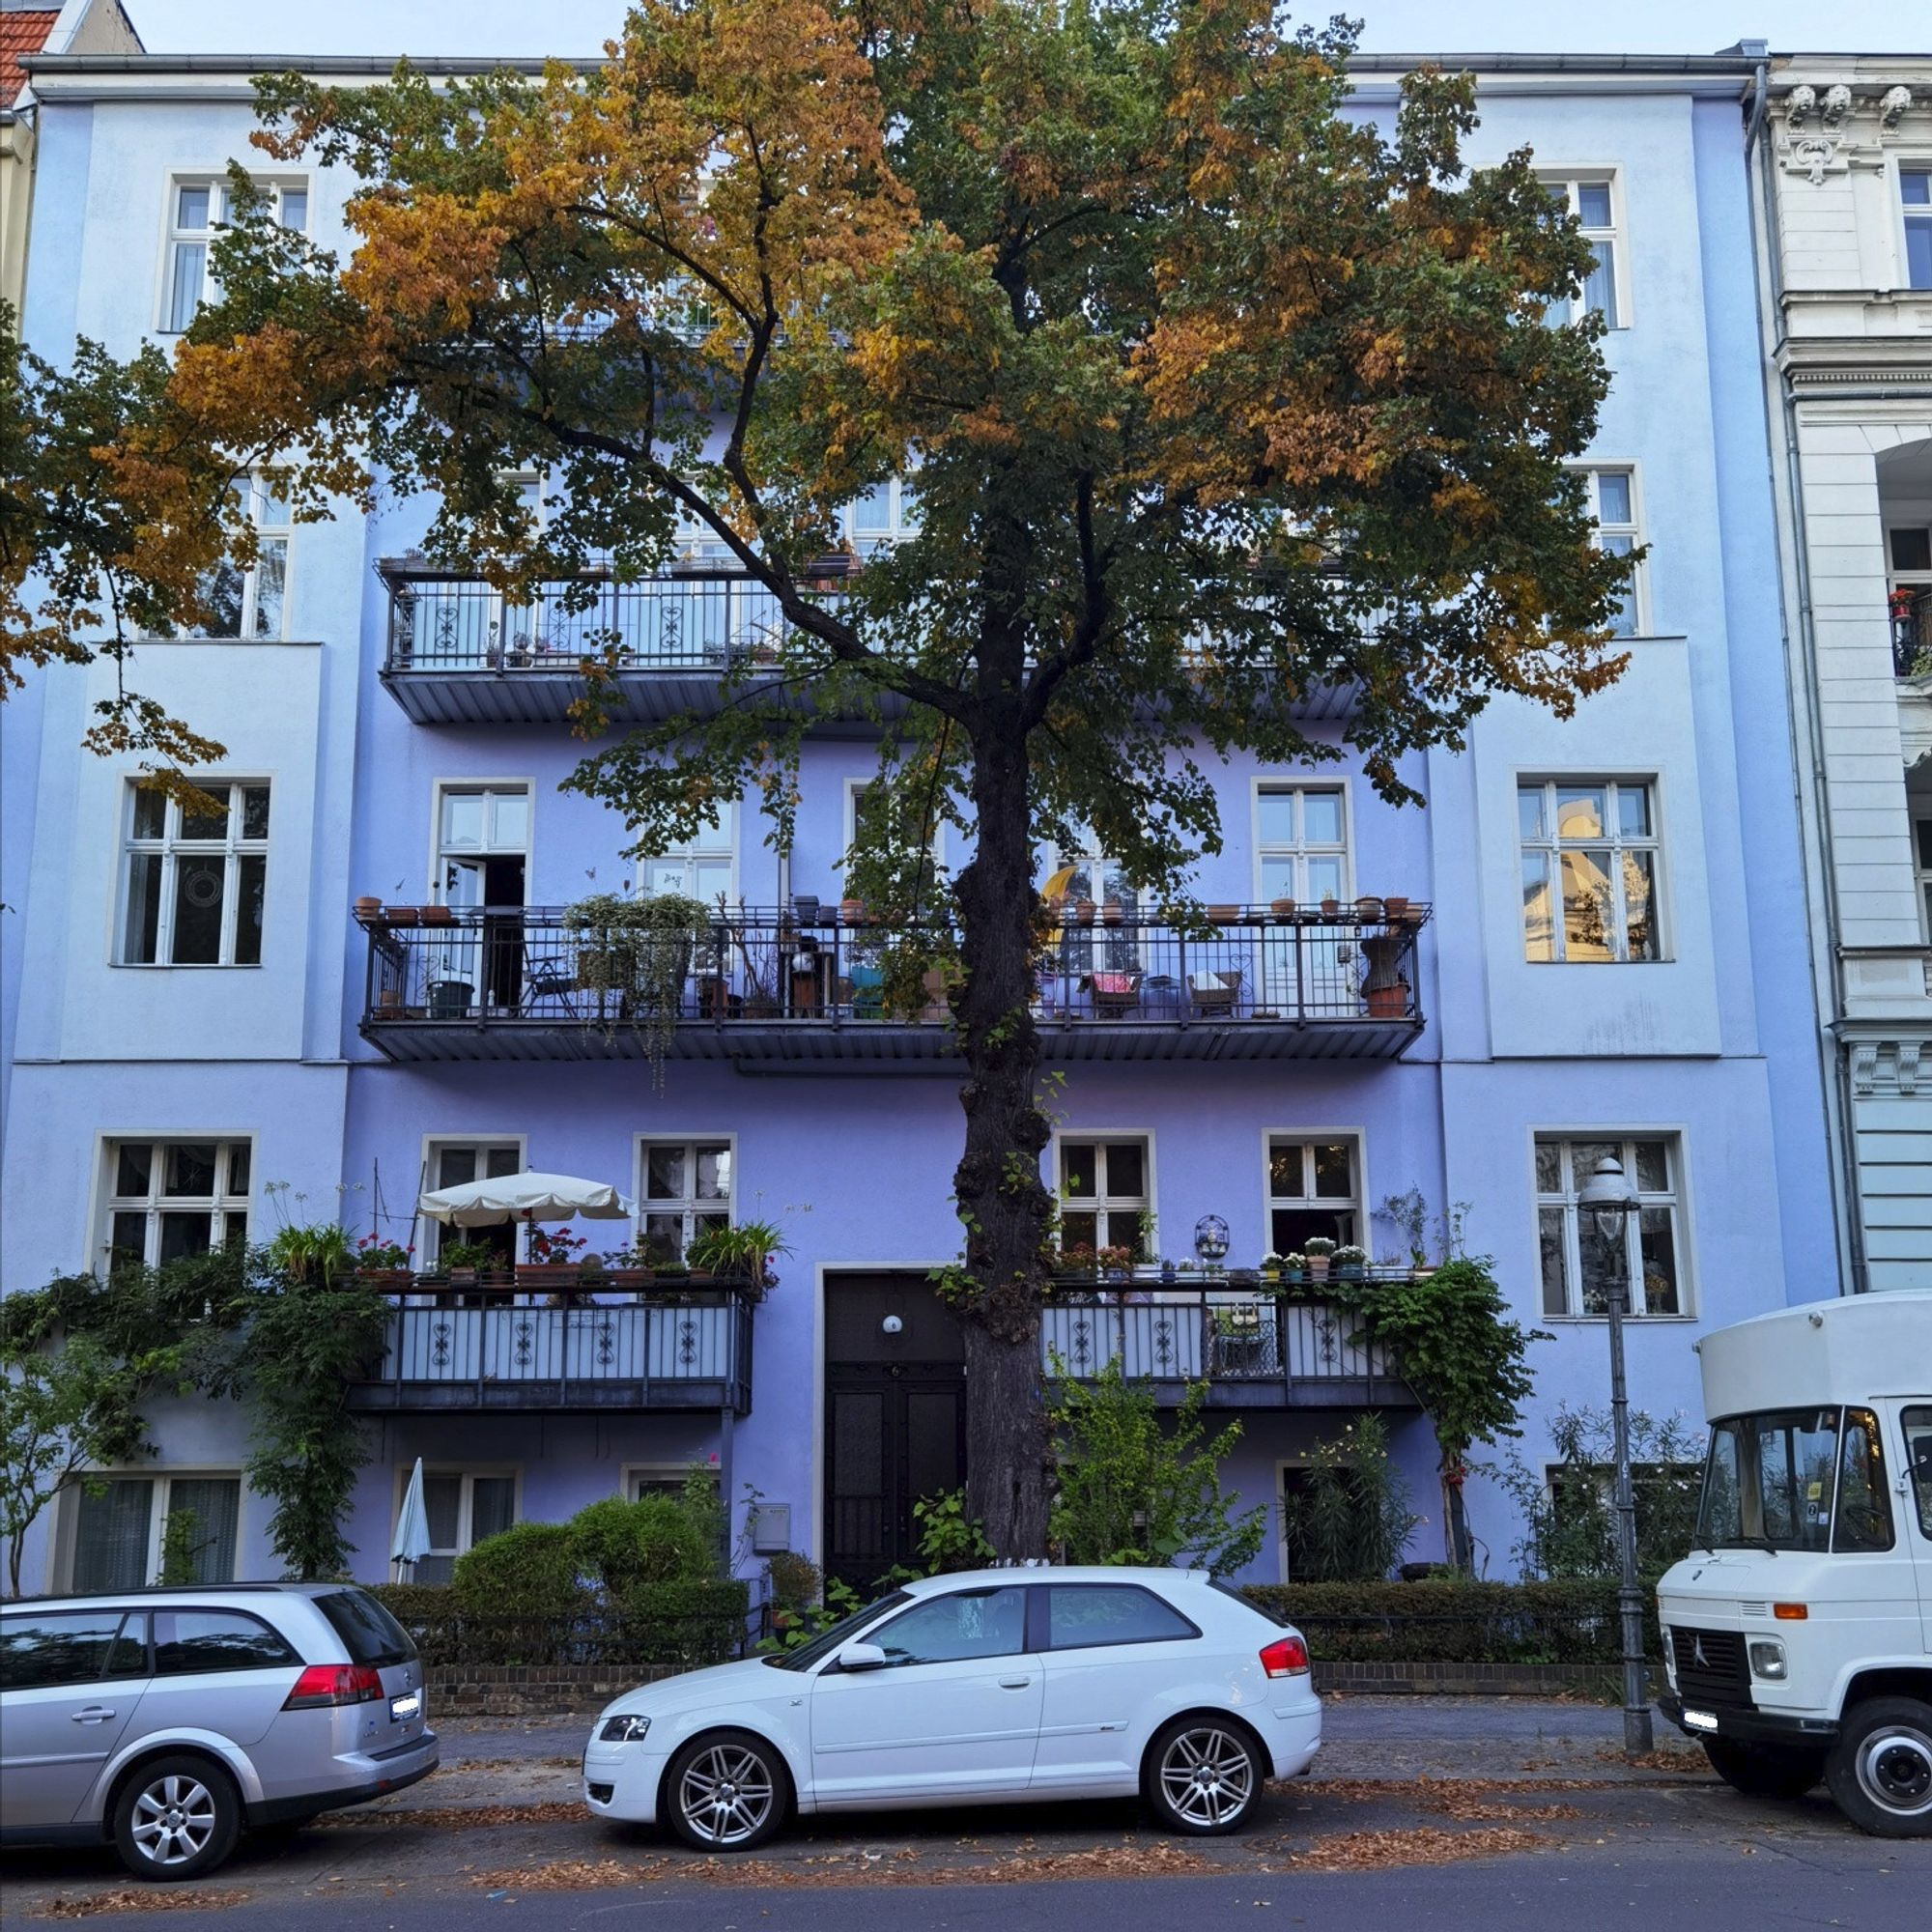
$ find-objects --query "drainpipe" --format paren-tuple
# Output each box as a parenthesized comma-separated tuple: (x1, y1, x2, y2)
(1743, 61, 1867, 1293)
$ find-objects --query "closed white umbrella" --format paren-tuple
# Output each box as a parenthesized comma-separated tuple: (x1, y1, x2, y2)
(391, 1457, 432, 1581)
(416, 1170, 634, 1227)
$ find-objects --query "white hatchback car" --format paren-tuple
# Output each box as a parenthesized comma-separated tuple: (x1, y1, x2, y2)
(583, 1566, 1318, 1850)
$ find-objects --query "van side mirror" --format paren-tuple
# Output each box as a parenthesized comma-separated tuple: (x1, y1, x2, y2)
(834, 1640, 889, 1673)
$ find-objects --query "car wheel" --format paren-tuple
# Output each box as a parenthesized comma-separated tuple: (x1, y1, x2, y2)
(664, 1730, 787, 1852)
(1703, 1736, 1826, 1800)
(111, 1754, 242, 1881)
(1144, 1716, 1264, 1834)
(1826, 1698, 1932, 1838)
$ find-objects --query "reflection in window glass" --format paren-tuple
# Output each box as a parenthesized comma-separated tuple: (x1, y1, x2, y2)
(871, 1586, 1026, 1665)
(1833, 1408, 1894, 1552)
(1519, 780, 1662, 963)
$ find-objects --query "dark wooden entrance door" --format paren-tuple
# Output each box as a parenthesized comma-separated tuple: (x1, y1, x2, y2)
(824, 1275, 966, 1588)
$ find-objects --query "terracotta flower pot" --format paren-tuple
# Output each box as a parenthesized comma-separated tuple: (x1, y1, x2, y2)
(384, 905, 422, 927)
(1355, 895, 1384, 922)
(1074, 899, 1096, 924)
(421, 904, 455, 927)
(1270, 898, 1296, 920)
(1320, 897, 1340, 920)
(1366, 982, 1410, 1019)
(1102, 901, 1123, 925)
(840, 898, 866, 924)
(1383, 895, 1409, 919)
(354, 895, 383, 920)
(1208, 903, 1240, 923)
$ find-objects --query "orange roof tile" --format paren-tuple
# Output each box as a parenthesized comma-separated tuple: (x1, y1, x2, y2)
(1, 11, 60, 110)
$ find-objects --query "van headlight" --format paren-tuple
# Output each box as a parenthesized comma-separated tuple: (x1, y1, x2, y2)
(599, 1713, 653, 1743)
(1747, 1639, 1786, 1682)
(1661, 1628, 1677, 1688)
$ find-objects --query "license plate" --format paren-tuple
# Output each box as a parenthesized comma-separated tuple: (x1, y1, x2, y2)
(1682, 1707, 1718, 1733)
(390, 1690, 421, 1722)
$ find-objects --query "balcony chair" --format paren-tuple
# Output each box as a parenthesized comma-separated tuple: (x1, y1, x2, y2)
(1088, 970, 1143, 1018)
(521, 957, 582, 1017)
(1187, 968, 1241, 1016)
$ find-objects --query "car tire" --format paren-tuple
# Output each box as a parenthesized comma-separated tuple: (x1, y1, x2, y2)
(663, 1730, 788, 1853)
(1703, 1736, 1826, 1799)
(1143, 1715, 1265, 1835)
(1825, 1698, 1932, 1838)
(111, 1753, 242, 1881)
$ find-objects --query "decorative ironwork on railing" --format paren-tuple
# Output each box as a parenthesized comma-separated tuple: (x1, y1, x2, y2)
(1892, 586, 1932, 678)
(348, 1287, 754, 1413)
(1039, 1278, 1412, 1403)
(358, 902, 1429, 1036)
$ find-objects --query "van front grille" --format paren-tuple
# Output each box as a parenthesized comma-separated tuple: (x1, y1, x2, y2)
(1671, 1626, 1748, 1708)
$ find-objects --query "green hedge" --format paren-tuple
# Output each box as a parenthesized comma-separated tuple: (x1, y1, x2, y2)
(369, 1577, 751, 1668)
(1240, 1578, 1662, 1664)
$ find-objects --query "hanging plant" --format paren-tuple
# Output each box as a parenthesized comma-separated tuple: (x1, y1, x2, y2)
(563, 891, 711, 1084)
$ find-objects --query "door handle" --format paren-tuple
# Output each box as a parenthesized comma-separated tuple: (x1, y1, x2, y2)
(71, 1707, 116, 1723)
(999, 1679, 1032, 1690)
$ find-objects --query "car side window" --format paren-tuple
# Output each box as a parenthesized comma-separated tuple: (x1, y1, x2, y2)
(153, 1609, 299, 1675)
(1904, 1406, 1932, 1539)
(866, 1587, 1027, 1666)
(102, 1612, 150, 1679)
(1833, 1407, 1894, 1553)
(1043, 1584, 1198, 1651)
(0, 1611, 132, 1690)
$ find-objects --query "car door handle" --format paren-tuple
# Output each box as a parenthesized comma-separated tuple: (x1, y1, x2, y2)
(999, 1679, 1032, 1690)
(71, 1707, 116, 1723)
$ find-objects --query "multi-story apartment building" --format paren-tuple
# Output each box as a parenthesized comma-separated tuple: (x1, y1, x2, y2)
(1, 44, 1841, 1597)
(1750, 52, 1932, 1293)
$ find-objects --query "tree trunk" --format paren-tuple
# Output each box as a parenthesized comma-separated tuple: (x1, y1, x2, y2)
(951, 726, 1053, 1559)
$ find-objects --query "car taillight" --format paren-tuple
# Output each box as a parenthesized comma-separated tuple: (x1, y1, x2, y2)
(283, 1664, 384, 1709)
(1260, 1635, 1310, 1679)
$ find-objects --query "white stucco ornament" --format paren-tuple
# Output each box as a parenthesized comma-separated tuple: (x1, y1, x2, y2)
(1786, 83, 1817, 126)
(1821, 83, 1853, 128)
(1781, 135, 1841, 185)
(1880, 85, 1913, 129)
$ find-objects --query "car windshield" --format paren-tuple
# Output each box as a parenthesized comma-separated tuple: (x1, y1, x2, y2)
(763, 1591, 910, 1672)
(1695, 1406, 1893, 1554)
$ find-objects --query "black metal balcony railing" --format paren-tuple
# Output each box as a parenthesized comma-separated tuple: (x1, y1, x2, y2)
(358, 903, 1429, 1065)
(346, 1287, 754, 1414)
(1040, 1280, 1415, 1407)
(1892, 587, 1932, 678)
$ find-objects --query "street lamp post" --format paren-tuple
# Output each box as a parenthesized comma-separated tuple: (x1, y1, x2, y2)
(1578, 1153, 1656, 1757)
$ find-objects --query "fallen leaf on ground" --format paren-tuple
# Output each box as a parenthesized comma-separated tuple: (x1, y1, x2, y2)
(469, 1861, 668, 1892)
(1287, 1827, 1548, 1872)
(318, 1801, 585, 1831)
(37, 1889, 249, 1919)
(1596, 1747, 1711, 1775)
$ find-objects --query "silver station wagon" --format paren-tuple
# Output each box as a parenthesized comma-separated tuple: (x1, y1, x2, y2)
(0, 1583, 438, 1879)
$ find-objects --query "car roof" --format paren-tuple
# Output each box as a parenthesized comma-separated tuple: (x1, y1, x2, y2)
(897, 1565, 1218, 1596)
(3, 1581, 355, 1610)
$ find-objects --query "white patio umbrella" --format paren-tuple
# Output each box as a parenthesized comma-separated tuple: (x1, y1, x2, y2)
(391, 1456, 432, 1581)
(416, 1170, 635, 1227)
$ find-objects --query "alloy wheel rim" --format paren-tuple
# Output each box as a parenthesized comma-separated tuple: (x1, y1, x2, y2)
(129, 1775, 217, 1864)
(679, 1744, 776, 1845)
(1159, 1727, 1255, 1827)
(1857, 1726, 1932, 1816)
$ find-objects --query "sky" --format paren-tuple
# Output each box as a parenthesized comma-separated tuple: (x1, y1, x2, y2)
(124, 1, 1932, 61)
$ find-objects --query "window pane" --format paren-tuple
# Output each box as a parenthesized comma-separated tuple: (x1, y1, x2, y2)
(1560, 849, 1615, 961)
(872, 1586, 1026, 1664)
(1312, 1143, 1352, 1198)
(1520, 848, 1553, 960)
(109, 1211, 148, 1267)
(1907, 222, 1932, 292)
(115, 1143, 154, 1198)
(105, 1614, 149, 1678)
(225, 1142, 251, 1194)
(1581, 249, 1615, 322)
(1305, 855, 1344, 901)
(1517, 786, 1546, 841)
(241, 785, 270, 839)
(694, 1143, 731, 1201)
(181, 785, 232, 839)
(1622, 850, 1659, 960)
(641, 1212, 686, 1263)
(1892, 527, 1932, 573)
(1615, 785, 1651, 838)
(852, 481, 893, 532)
(441, 791, 486, 849)
(166, 241, 205, 330)
(1901, 170, 1931, 206)
(1632, 1140, 1670, 1192)
(1637, 1207, 1680, 1315)
(1595, 471, 1632, 526)
(438, 1147, 479, 1189)
(1574, 1140, 1621, 1186)
(164, 1144, 218, 1196)
(154, 1610, 298, 1674)
(1554, 785, 1605, 840)
(278, 185, 308, 231)
(1268, 1143, 1305, 1198)
(489, 790, 530, 850)
(124, 852, 163, 963)
(423, 1475, 463, 1550)
(646, 1145, 686, 1199)
(470, 1476, 517, 1545)
(1534, 1142, 1563, 1192)
(165, 1479, 241, 1583)
(0, 1611, 129, 1690)
(251, 537, 287, 637)
(131, 787, 168, 839)
(169, 855, 226, 961)
(233, 854, 266, 964)
(1062, 1144, 1097, 1199)
(1833, 1410, 1893, 1553)
(1903, 1406, 1932, 1538)
(157, 1211, 213, 1264)
(1577, 183, 1613, 227)
(1539, 1208, 1570, 1316)
(1256, 790, 1295, 846)
(72, 1479, 155, 1593)
(1060, 1210, 1098, 1252)
(1302, 791, 1343, 844)
(1045, 1583, 1194, 1649)
(485, 1146, 520, 1179)
(1103, 1141, 1145, 1199)
(177, 185, 211, 228)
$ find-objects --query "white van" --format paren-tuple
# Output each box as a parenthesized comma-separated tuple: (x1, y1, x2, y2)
(1656, 1291, 1932, 1837)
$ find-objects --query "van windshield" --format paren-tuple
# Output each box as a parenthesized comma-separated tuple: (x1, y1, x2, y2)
(1696, 1406, 1894, 1554)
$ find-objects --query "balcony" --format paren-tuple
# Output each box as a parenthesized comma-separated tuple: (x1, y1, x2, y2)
(357, 903, 1429, 1066)
(1041, 1280, 1417, 1409)
(345, 1288, 753, 1414)
(376, 561, 1364, 726)
(1892, 586, 1932, 680)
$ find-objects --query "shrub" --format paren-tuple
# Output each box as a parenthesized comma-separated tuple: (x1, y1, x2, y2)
(450, 1520, 588, 1622)
(571, 1493, 713, 1600)
(765, 1549, 823, 1611)
(1280, 1413, 1419, 1583)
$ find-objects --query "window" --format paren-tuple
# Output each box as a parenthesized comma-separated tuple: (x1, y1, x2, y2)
(121, 781, 270, 966)
(1255, 786, 1349, 909)
(424, 1142, 522, 1267)
(103, 1142, 251, 1271)
(153, 1610, 298, 1675)
(1903, 168, 1932, 290)
(70, 1474, 241, 1590)
(0, 1611, 144, 1690)
(842, 475, 920, 556)
(639, 802, 734, 905)
(415, 1470, 518, 1585)
(163, 177, 307, 331)
(866, 1586, 1027, 1666)
(1833, 1408, 1894, 1553)
(315, 1591, 415, 1667)
(1697, 1408, 1886, 1553)
(1904, 1406, 1932, 1539)
(1535, 1135, 1686, 1318)
(1579, 468, 1642, 638)
(1518, 779, 1662, 963)
(1041, 1584, 1197, 1650)
(1916, 813, 1932, 946)
(1058, 1136, 1150, 1254)
(1545, 177, 1622, 326)
(1266, 1137, 1360, 1254)
(637, 1139, 733, 1263)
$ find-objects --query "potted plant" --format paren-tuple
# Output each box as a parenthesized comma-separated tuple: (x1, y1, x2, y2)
(1333, 1243, 1367, 1281)
(598, 1242, 656, 1292)
(384, 904, 422, 927)
(1096, 1244, 1134, 1284)
(355, 1233, 414, 1286)
(685, 1218, 792, 1300)
(564, 890, 708, 1072)
(1101, 896, 1123, 926)
(1281, 1251, 1308, 1285)
(1319, 895, 1340, 919)
(438, 1237, 498, 1289)
(1269, 895, 1295, 919)
(1073, 896, 1096, 924)
(1303, 1236, 1336, 1282)
(421, 902, 456, 927)
(1354, 895, 1384, 922)
(1207, 902, 1240, 923)
(517, 1222, 589, 1290)
(1383, 895, 1410, 920)
(354, 895, 384, 922)
(1360, 931, 1411, 1019)
(1259, 1250, 1285, 1285)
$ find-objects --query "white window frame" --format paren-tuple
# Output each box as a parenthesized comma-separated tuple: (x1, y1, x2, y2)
(633, 1134, 736, 1263)
(841, 475, 920, 556)
(100, 1137, 252, 1271)
(1052, 1129, 1156, 1256)
(159, 175, 309, 333)
(1898, 160, 1932, 292)
(1576, 464, 1646, 639)
(57, 1468, 244, 1592)
(430, 781, 534, 901)
(637, 800, 738, 907)
(401, 1465, 522, 1583)
(1914, 805, 1932, 944)
(1533, 1131, 1692, 1321)
(1251, 781, 1352, 906)
(152, 473, 293, 639)
(1262, 1132, 1366, 1255)
(1517, 775, 1666, 965)
(1541, 172, 1627, 328)
(419, 1135, 527, 1267)
(118, 779, 271, 968)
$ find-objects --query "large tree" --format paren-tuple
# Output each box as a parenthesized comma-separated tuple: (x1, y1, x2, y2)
(169, 0, 1628, 1557)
